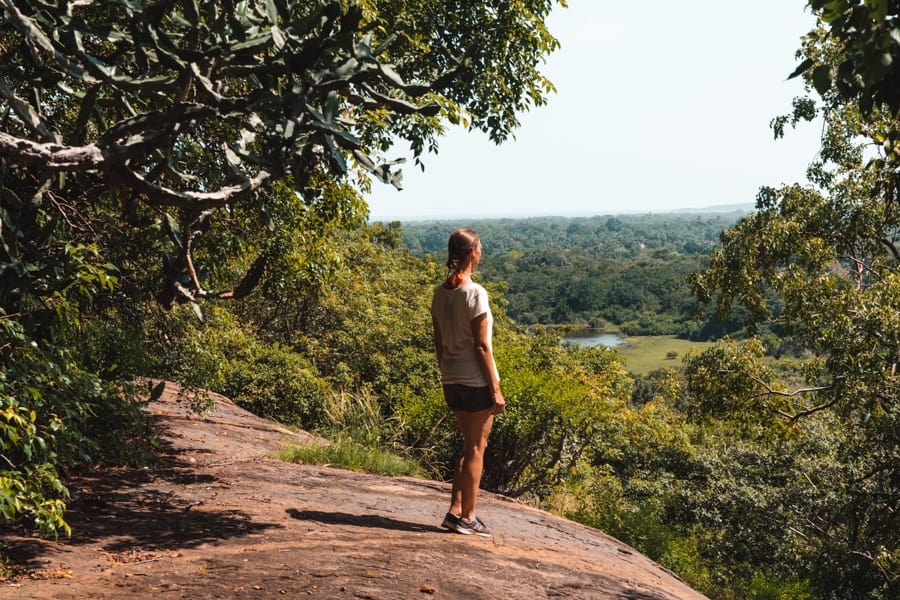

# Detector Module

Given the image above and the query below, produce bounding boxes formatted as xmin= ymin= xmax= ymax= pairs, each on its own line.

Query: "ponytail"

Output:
xmin=443 ymin=228 xmax=480 ymax=289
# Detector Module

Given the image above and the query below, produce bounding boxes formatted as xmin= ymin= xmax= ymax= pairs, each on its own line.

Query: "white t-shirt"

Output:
xmin=431 ymin=282 xmax=499 ymax=387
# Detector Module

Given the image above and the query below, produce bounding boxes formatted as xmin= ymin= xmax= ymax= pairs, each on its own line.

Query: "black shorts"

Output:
xmin=442 ymin=384 xmax=494 ymax=413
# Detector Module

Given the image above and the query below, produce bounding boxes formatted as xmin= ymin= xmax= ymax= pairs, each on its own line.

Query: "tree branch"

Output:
xmin=0 ymin=131 xmax=104 ymax=170
xmin=182 ymin=225 xmax=203 ymax=296
xmin=838 ymin=254 xmax=880 ymax=285
xmin=748 ymin=374 xmax=844 ymax=421
xmin=880 ymin=237 xmax=900 ymax=262
xmin=113 ymin=166 xmax=272 ymax=210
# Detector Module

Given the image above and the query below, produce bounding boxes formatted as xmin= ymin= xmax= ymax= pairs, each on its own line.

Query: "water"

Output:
xmin=562 ymin=330 xmax=625 ymax=348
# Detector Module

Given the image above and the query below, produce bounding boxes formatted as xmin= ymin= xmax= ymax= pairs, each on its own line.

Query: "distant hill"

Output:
xmin=371 ymin=203 xmax=756 ymax=223
xmin=666 ymin=202 xmax=755 ymax=214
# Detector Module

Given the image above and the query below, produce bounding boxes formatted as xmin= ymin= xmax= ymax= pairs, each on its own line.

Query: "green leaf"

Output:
xmin=812 ymin=64 xmax=834 ymax=94
xmin=869 ymin=0 xmax=888 ymax=22
xmin=224 ymin=145 xmax=242 ymax=168
xmin=230 ymin=33 xmax=273 ymax=53
xmin=190 ymin=301 xmax=205 ymax=322
xmin=788 ymin=57 xmax=815 ymax=80
xmin=271 ymin=25 xmax=286 ymax=50
xmin=283 ymin=118 xmax=296 ymax=139
xmin=310 ymin=119 xmax=360 ymax=148
xmin=164 ymin=213 xmax=183 ymax=249
xmin=232 ymin=255 xmax=267 ymax=298
xmin=323 ymin=134 xmax=347 ymax=173
xmin=891 ymin=28 xmax=900 ymax=46
xmin=117 ymin=0 xmax=145 ymax=12
xmin=324 ymin=91 xmax=340 ymax=121
xmin=149 ymin=380 xmax=166 ymax=402
xmin=183 ymin=0 xmax=200 ymax=26
xmin=265 ymin=0 xmax=279 ymax=25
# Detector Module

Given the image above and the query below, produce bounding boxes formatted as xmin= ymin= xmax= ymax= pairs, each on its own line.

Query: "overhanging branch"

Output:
xmin=112 ymin=167 xmax=273 ymax=210
xmin=0 ymin=131 xmax=104 ymax=170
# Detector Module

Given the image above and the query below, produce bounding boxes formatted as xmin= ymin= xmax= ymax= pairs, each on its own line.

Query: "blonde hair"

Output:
xmin=446 ymin=228 xmax=480 ymax=272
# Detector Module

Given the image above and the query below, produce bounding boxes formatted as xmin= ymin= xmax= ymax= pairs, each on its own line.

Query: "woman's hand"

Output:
xmin=491 ymin=390 xmax=506 ymax=415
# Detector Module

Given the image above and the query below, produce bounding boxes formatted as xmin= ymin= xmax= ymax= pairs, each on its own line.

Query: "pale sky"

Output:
xmin=366 ymin=0 xmax=823 ymax=221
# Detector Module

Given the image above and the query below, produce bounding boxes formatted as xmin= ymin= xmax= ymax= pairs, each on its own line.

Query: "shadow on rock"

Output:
xmin=286 ymin=508 xmax=443 ymax=534
xmin=3 ymin=466 xmax=282 ymax=569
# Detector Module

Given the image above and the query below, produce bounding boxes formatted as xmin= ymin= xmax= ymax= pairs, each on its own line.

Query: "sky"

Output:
xmin=365 ymin=0 xmax=823 ymax=221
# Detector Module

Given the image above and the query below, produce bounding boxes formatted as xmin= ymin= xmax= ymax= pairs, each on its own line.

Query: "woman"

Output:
xmin=431 ymin=228 xmax=506 ymax=537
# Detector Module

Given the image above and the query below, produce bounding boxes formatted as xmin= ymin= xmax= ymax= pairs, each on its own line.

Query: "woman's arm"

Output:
xmin=432 ymin=314 xmax=443 ymax=366
xmin=470 ymin=313 xmax=506 ymax=415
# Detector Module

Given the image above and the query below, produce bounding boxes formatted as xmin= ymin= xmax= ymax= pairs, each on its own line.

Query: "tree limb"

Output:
xmin=0 ymin=132 xmax=104 ymax=170
xmin=880 ymin=237 xmax=900 ymax=262
xmin=748 ymin=374 xmax=844 ymax=421
xmin=109 ymin=165 xmax=272 ymax=210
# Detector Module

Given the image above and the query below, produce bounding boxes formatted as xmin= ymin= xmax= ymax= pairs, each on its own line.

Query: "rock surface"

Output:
xmin=2 ymin=383 xmax=708 ymax=599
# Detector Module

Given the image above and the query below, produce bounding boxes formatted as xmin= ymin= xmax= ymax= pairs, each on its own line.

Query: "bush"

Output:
xmin=1 ymin=316 xmax=149 ymax=537
xmin=221 ymin=342 xmax=330 ymax=429
xmin=145 ymin=305 xmax=331 ymax=429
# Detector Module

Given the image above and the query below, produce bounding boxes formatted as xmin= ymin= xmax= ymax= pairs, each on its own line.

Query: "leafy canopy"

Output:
xmin=0 ymin=0 xmax=561 ymax=307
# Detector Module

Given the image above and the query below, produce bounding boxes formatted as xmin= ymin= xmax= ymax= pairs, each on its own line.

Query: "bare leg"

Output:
xmin=448 ymin=408 xmax=494 ymax=521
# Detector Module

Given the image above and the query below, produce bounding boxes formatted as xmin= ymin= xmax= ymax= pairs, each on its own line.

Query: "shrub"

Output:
xmin=1 ymin=316 xmax=149 ymax=536
xmin=145 ymin=305 xmax=331 ymax=429
xmin=221 ymin=342 xmax=330 ymax=429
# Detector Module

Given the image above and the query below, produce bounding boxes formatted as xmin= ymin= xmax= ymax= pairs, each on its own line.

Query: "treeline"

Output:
xmin=402 ymin=213 xmax=748 ymax=338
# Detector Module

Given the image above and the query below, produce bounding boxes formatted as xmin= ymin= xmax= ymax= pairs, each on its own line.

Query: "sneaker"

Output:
xmin=454 ymin=516 xmax=492 ymax=537
xmin=441 ymin=512 xmax=460 ymax=530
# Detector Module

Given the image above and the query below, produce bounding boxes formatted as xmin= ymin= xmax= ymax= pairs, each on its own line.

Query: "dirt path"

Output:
xmin=2 ymin=383 xmax=707 ymax=599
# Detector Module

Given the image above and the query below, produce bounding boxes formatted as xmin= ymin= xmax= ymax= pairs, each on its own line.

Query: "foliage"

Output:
xmin=0 ymin=0 xmax=563 ymax=540
xmin=0 ymin=314 xmax=151 ymax=537
xmin=401 ymin=212 xmax=746 ymax=336
xmin=8 ymin=2 xmax=900 ymax=599
xmin=687 ymin=19 xmax=900 ymax=596
xmin=797 ymin=1 xmax=900 ymax=118
xmin=276 ymin=436 xmax=421 ymax=477
xmin=240 ymin=221 xmax=444 ymax=410
xmin=221 ymin=341 xmax=331 ymax=428
xmin=0 ymin=182 xmax=151 ymax=536
xmin=396 ymin=323 xmax=638 ymax=499
xmin=0 ymin=0 xmax=561 ymax=306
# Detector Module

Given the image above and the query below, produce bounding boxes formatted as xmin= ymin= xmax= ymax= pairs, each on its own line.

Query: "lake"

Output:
xmin=562 ymin=330 xmax=625 ymax=348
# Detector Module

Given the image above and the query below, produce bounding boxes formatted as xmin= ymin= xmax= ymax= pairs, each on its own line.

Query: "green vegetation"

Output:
xmin=402 ymin=213 xmax=747 ymax=338
xmin=277 ymin=439 xmax=421 ymax=477
xmin=614 ymin=336 xmax=716 ymax=376
xmin=2 ymin=2 xmax=898 ymax=599
xmin=1 ymin=0 xmax=561 ymax=544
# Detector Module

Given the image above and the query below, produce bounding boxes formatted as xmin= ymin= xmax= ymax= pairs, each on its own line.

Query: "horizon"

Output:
xmin=369 ymin=201 xmax=756 ymax=223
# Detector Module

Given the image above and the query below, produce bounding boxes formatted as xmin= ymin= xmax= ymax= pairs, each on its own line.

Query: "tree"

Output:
xmin=689 ymin=15 xmax=900 ymax=597
xmin=0 ymin=0 xmax=560 ymax=308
